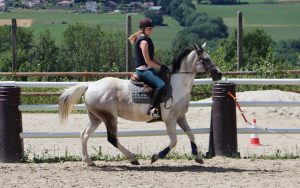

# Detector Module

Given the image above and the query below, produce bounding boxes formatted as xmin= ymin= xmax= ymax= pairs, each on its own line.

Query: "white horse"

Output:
xmin=58 ymin=43 xmax=222 ymax=166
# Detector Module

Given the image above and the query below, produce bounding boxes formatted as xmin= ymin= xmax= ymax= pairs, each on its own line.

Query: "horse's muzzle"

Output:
xmin=210 ymin=68 xmax=222 ymax=81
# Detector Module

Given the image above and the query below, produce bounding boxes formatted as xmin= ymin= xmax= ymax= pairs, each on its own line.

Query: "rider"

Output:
xmin=128 ymin=18 xmax=168 ymax=119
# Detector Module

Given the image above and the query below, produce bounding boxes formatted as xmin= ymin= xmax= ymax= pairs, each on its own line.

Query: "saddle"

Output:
xmin=129 ymin=70 xmax=172 ymax=104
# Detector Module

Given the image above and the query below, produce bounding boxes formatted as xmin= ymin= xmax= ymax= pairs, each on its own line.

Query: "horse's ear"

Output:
xmin=193 ymin=43 xmax=203 ymax=55
xmin=193 ymin=43 xmax=199 ymax=51
xmin=202 ymin=42 xmax=207 ymax=49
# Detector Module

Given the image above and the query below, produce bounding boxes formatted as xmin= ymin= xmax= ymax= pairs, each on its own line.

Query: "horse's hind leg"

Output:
xmin=81 ymin=111 xmax=101 ymax=166
xmin=177 ymin=115 xmax=204 ymax=164
xmin=101 ymin=114 xmax=139 ymax=165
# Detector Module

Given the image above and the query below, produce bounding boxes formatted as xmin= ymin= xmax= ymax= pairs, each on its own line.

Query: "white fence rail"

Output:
xmin=20 ymin=128 xmax=300 ymax=139
xmin=1 ymin=78 xmax=300 ymax=88
xmin=19 ymin=100 xmax=300 ymax=112
xmin=1 ymin=78 xmax=299 ymax=139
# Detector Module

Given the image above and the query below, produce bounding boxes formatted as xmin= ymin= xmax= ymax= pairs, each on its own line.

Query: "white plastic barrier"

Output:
xmin=19 ymin=100 xmax=300 ymax=111
xmin=20 ymin=128 xmax=300 ymax=139
xmin=1 ymin=78 xmax=300 ymax=88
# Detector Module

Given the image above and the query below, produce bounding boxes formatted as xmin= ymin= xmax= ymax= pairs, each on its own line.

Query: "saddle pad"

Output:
xmin=129 ymin=83 xmax=152 ymax=104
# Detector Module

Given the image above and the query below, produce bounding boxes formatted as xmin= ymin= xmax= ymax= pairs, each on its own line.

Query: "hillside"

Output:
xmin=196 ymin=3 xmax=300 ymax=41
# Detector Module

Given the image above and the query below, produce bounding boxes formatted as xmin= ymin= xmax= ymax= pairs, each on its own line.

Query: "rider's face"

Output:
xmin=144 ymin=27 xmax=154 ymax=36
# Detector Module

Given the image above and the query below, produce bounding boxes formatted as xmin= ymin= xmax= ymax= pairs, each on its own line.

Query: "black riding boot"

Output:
xmin=149 ymin=88 xmax=162 ymax=119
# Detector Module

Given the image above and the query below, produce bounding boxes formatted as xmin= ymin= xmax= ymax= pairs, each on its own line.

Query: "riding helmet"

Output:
xmin=139 ymin=18 xmax=154 ymax=28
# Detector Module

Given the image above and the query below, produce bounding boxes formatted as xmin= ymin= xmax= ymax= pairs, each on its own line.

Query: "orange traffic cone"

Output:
xmin=250 ymin=118 xmax=261 ymax=146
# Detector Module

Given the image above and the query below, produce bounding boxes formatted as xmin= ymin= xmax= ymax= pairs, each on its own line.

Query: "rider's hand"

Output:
xmin=160 ymin=65 xmax=169 ymax=73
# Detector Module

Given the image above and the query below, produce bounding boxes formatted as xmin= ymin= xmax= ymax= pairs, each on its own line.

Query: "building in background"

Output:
xmin=86 ymin=1 xmax=97 ymax=12
xmin=0 ymin=0 xmax=8 ymax=11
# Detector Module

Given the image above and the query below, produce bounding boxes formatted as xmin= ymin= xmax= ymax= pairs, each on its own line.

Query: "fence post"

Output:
xmin=11 ymin=18 xmax=17 ymax=71
xmin=237 ymin=11 xmax=243 ymax=70
xmin=126 ymin=14 xmax=133 ymax=72
xmin=207 ymin=83 xmax=239 ymax=158
xmin=0 ymin=86 xmax=23 ymax=162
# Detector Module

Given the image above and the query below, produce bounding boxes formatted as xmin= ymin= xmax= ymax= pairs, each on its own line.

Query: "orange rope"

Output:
xmin=227 ymin=91 xmax=250 ymax=124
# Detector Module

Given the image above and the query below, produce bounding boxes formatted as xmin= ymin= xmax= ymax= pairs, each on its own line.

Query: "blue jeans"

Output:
xmin=136 ymin=68 xmax=165 ymax=106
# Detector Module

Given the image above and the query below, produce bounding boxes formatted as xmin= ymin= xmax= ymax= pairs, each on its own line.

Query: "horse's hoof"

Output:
xmin=195 ymin=156 xmax=204 ymax=164
xmin=151 ymin=154 xmax=160 ymax=164
xmin=86 ymin=162 xmax=96 ymax=167
xmin=83 ymin=158 xmax=96 ymax=166
xmin=131 ymin=160 xmax=140 ymax=165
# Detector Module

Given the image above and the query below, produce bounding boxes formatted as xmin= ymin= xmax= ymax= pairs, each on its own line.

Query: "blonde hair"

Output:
xmin=128 ymin=30 xmax=143 ymax=44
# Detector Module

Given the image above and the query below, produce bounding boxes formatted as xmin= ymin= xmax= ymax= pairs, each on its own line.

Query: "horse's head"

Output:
xmin=192 ymin=43 xmax=222 ymax=81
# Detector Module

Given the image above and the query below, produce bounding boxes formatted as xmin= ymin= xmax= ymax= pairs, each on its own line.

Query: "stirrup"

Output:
xmin=148 ymin=107 xmax=160 ymax=119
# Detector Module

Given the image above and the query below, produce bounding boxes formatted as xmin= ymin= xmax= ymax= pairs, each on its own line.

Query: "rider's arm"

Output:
xmin=140 ymin=40 xmax=161 ymax=69
xmin=153 ymin=57 xmax=162 ymax=66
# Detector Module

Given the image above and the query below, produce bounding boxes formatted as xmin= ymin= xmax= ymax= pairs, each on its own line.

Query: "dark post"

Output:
xmin=12 ymin=19 xmax=17 ymax=71
xmin=126 ymin=15 xmax=133 ymax=72
xmin=0 ymin=86 xmax=23 ymax=162
xmin=237 ymin=11 xmax=243 ymax=70
xmin=207 ymin=83 xmax=239 ymax=158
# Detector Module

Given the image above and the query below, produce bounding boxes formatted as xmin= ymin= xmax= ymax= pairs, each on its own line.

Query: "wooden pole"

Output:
xmin=126 ymin=15 xmax=133 ymax=72
xmin=237 ymin=11 xmax=243 ymax=70
xmin=11 ymin=18 xmax=17 ymax=71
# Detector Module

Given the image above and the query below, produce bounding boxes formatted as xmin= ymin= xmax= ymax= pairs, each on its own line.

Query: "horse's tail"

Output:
xmin=58 ymin=83 xmax=89 ymax=124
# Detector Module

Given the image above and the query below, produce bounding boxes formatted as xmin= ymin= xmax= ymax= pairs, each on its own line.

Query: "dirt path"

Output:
xmin=0 ymin=158 xmax=299 ymax=188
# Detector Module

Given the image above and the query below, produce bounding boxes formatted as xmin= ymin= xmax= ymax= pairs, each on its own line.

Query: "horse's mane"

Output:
xmin=171 ymin=48 xmax=193 ymax=73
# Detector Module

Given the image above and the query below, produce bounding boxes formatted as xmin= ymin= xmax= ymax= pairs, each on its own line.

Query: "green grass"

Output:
xmin=0 ymin=9 xmax=182 ymax=49
xmin=246 ymin=149 xmax=300 ymax=160
xmin=23 ymin=148 xmax=299 ymax=163
xmin=196 ymin=3 xmax=300 ymax=41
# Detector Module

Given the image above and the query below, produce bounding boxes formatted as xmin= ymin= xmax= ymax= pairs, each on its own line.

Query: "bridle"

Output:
xmin=171 ymin=43 xmax=216 ymax=75
xmin=193 ymin=43 xmax=217 ymax=74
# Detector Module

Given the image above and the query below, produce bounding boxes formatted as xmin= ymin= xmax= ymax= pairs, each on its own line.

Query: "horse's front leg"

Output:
xmin=151 ymin=119 xmax=177 ymax=164
xmin=177 ymin=115 xmax=204 ymax=164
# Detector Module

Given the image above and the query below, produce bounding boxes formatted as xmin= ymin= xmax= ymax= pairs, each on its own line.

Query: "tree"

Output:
xmin=31 ymin=30 xmax=59 ymax=72
xmin=0 ymin=26 xmax=11 ymax=53
xmin=168 ymin=0 xmax=195 ymax=26
xmin=61 ymin=23 xmax=104 ymax=72
xmin=184 ymin=12 xmax=208 ymax=27
xmin=218 ymin=29 xmax=275 ymax=70
xmin=100 ymin=30 xmax=126 ymax=71
xmin=0 ymin=52 xmax=12 ymax=72
xmin=144 ymin=10 xmax=164 ymax=26
xmin=0 ymin=26 xmax=33 ymax=72
xmin=157 ymin=0 xmax=172 ymax=14
xmin=210 ymin=0 xmax=238 ymax=4
xmin=60 ymin=23 xmax=126 ymax=72
xmin=172 ymin=18 xmax=228 ymax=55
xmin=274 ymin=38 xmax=300 ymax=67
xmin=244 ymin=29 xmax=273 ymax=59
xmin=171 ymin=34 xmax=190 ymax=56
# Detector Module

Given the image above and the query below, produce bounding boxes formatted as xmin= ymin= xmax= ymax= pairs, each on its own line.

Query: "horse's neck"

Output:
xmin=169 ymin=51 xmax=196 ymax=99
xmin=170 ymin=73 xmax=195 ymax=97
xmin=170 ymin=54 xmax=195 ymax=94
